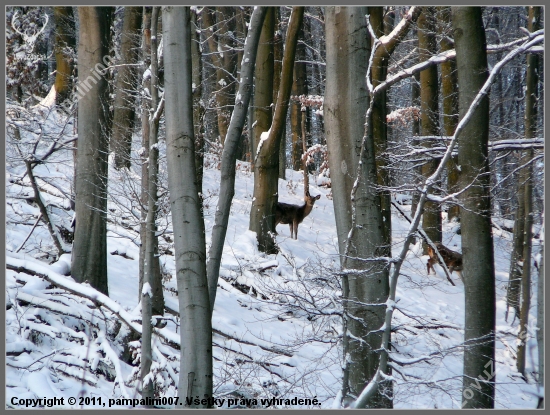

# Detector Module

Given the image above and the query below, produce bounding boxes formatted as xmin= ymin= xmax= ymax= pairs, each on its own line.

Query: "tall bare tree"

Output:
xmin=111 ymin=6 xmax=142 ymax=169
xmin=516 ymin=5 xmax=541 ymax=377
xmin=438 ymin=6 xmax=460 ymax=222
xmin=418 ymin=7 xmax=441 ymax=250
xmin=452 ymin=6 xmax=495 ymax=409
xmin=163 ymin=6 xmax=212 ymax=406
xmin=325 ymin=6 xmax=396 ymax=408
xmin=141 ymin=6 xmax=164 ymax=402
xmin=290 ymin=24 xmax=307 ymax=171
xmin=71 ymin=6 xmax=113 ymax=295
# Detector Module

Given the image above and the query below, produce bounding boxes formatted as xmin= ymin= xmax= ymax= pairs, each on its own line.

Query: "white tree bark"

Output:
xmin=162 ymin=6 xmax=212 ymax=407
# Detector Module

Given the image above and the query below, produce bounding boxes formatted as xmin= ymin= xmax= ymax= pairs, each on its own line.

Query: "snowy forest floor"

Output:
xmin=5 ymin=107 xmax=542 ymax=409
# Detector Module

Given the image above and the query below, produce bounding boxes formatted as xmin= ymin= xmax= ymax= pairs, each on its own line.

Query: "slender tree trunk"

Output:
xmin=111 ymin=6 xmax=142 ymax=169
xmin=72 ymin=7 xmax=113 ymax=295
xmin=452 ymin=7 xmax=495 ymax=409
xmin=290 ymin=26 xmax=307 ymax=171
xmin=191 ymin=9 xmax=205 ymax=195
xmin=206 ymin=7 xmax=267 ymax=312
xmin=53 ymin=7 xmax=75 ymax=106
xmin=419 ymin=7 xmax=441 ymax=251
xmin=249 ymin=7 xmax=304 ymax=254
xmin=139 ymin=7 xmax=163 ymax=311
xmin=537 ymin=215 xmax=544 ymax=406
xmin=517 ymin=5 xmax=541 ymax=377
xmin=162 ymin=7 xmax=212 ymax=406
xmin=141 ymin=8 xmax=160 ymax=401
xmin=506 ymin=186 xmax=525 ymax=321
xmin=438 ymin=6 xmax=460 ymax=222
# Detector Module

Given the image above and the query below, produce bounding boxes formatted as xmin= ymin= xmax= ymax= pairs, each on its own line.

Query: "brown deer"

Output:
xmin=427 ymin=242 xmax=463 ymax=281
xmin=275 ymin=191 xmax=321 ymax=240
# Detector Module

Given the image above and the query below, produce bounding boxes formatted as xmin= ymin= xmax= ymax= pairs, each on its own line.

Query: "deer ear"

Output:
xmin=315 ymin=194 xmax=320 ymax=200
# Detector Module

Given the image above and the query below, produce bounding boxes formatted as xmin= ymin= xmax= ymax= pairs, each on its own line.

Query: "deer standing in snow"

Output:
xmin=427 ymin=242 xmax=463 ymax=282
xmin=275 ymin=191 xmax=320 ymax=240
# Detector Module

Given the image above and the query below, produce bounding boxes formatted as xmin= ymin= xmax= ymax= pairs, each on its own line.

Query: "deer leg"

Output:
xmin=288 ymin=223 xmax=293 ymax=239
xmin=294 ymin=221 xmax=298 ymax=240
xmin=427 ymin=259 xmax=435 ymax=275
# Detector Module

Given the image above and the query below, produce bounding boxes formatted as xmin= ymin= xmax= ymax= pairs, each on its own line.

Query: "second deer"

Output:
xmin=427 ymin=242 xmax=463 ymax=282
xmin=275 ymin=191 xmax=320 ymax=240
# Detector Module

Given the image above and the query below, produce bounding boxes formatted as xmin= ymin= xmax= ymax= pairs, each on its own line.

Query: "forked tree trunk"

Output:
xmin=249 ymin=7 xmax=304 ymax=254
xmin=452 ymin=7 xmax=495 ymax=409
xmin=71 ymin=7 xmax=113 ymax=295
xmin=162 ymin=7 xmax=212 ymax=406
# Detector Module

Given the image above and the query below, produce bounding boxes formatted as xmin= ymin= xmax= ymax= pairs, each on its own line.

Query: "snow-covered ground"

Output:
xmin=6 ymin=106 xmax=542 ymax=408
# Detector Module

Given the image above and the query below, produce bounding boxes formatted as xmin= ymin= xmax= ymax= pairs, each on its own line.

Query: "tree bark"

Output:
xmin=252 ymin=7 xmax=274 ymax=167
xmin=290 ymin=25 xmax=307 ymax=171
xmin=452 ymin=7 xmax=495 ymax=409
xmin=249 ymin=7 xmax=304 ymax=254
xmin=191 ymin=8 xmax=205 ymax=195
xmin=438 ymin=6 xmax=460 ymax=222
xmin=325 ymin=6 xmax=391 ymax=408
xmin=71 ymin=7 xmax=113 ymax=295
xmin=419 ymin=7 xmax=441 ymax=251
xmin=137 ymin=7 xmax=163 ymax=315
xmin=162 ymin=7 xmax=212 ymax=406
xmin=141 ymin=7 xmax=163 ymax=402
xmin=324 ymin=7 xmax=369 ymax=257
xmin=53 ymin=7 xmax=75 ymax=106
xmin=111 ymin=6 xmax=142 ymax=169
xmin=537 ymin=216 xmax=544 ymax=405
xmin=516 ymin=5 xmax=541 ymax=377
xmin=206 ymin=7 xmax=267 ymax=312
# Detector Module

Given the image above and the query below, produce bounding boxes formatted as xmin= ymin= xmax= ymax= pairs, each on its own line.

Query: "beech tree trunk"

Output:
xmin=71 ymin=7 xmax=113 ymax=295
xmin=252 ymin=7 xmax=274 ymax=166
xmin=111 ymin=6 xmax=142 ymax=169
xmin=141 ymin=7 xmax=163 ymax=402
xmin=419 ymin=7 xmax=441 ymax=251
xmin=452 ymin=7 xmax=495 ymax=409
xmin=290 ymin=25 xmax=307 ymax=171
xmin=162 ymin=6 xmax=212 ymax=406
xmin=191 ymin=8 xmax=205 ymax=195
xmin=438 ymin=6 xmax=460 ymax=222
xmin=325 ymin=7 xmax=390 ymax=408
xmin=516 ymin=5 xmax=540 ymax=377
